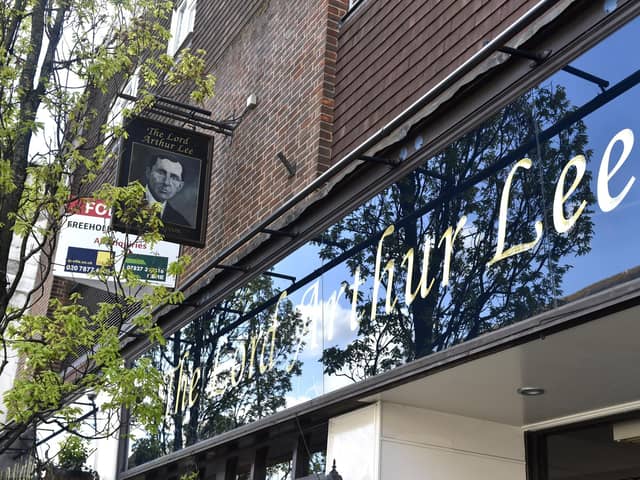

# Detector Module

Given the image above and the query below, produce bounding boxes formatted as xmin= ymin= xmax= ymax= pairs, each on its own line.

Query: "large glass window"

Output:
xmin=126 ymin=15 xmax=640 ymax=468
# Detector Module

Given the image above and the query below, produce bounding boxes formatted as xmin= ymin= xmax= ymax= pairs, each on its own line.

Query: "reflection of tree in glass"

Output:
xmin=308 ymin=451 xmax=327 ymax=475
xmin=129 ymin=435 xmax=163 ymax=467
xmin=319 ymin=85 xmax=594 ymax=381
xmin=128 ymin=276 xmax=305 ymax=465
xmin=266 ymin=460 xmax=292 ymax=480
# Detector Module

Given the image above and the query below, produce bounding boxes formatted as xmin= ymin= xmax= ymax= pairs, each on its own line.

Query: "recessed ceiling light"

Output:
xmin=517 ymin=386 xmax=545 ymax=396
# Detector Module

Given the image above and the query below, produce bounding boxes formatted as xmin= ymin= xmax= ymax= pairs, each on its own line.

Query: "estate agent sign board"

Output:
xmin=53 ymin=198 xmax=180 ymax=288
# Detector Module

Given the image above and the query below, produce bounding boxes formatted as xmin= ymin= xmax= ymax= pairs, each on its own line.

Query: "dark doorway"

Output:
xmin=527 ymin=414 xmax=640 ymax=480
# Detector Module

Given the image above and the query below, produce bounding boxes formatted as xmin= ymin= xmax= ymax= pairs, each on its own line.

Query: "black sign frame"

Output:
xmin=112 ymin=116 xmax=213 ymax=247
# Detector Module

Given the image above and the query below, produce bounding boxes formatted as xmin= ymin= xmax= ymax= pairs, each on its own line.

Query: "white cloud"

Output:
xmin=295 ymin=291 xmax=357 ymax=358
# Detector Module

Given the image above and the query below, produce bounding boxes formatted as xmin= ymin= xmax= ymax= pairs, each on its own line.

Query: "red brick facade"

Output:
xmin=178 ymin=0 xmax=347 ymax=282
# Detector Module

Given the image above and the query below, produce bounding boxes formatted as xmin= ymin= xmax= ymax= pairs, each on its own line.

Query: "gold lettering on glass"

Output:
xmin=165 ymin=352 xmax=193 ymax=414
xmin=229 ymin=342 xmax=247 ymax=387
xmin=259 ymin=291 xmax=285 ymax=374
xmin=553 ymin=155 xmax=587 ymax=233
xmin=325 ymin=282 xmax=347 ymax=341
xmin=188 ymin=367 xmax=201 ymax=407
xmin=371 ymin=225 xmax=397 ymax=320
xmin=299 ymin=281 xmax=320 ymax=349
xmin=598 ymin=128 xmax=635 ymax=212
xmin=401 ymin=235 xmax=435 ymax=305
xmin=438 ymin=217 xmax=467 ymax=286
xmin=246 ymin=333 xmax=261 ymax=380
xmin=208 ymin=340 xmax=229 ymax=396
xmin=175 ymin=353 xmax=187 ymax=414
xmin=349 ymin=266 xmax=364 ymax=331
xmin=488 ymin=158 xmax=543 ymax=267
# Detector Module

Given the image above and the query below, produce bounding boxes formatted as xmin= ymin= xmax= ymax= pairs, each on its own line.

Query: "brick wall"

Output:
xmin=55 ymin=0 xmax=347 ymax=290
xmin=178 ymin=0 xmax=347 ymax=282
xmin=332 ymin=0 xmax=539 ymax=162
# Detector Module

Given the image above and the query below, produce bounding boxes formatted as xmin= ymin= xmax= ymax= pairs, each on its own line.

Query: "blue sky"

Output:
xmin=552 ymin=16 xmax=640 ymax=295
xmin=270 ymin=15 xmax=640 ymax=401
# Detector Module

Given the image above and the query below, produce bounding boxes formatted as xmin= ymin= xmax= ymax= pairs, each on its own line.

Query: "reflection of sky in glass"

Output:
xmin=549 ymin=17 xmax=640 ymax=296
xmin=263 ymin=14 xmax=640 ymax=399
xmin=128 ymin=17 xmax=640 ymax=468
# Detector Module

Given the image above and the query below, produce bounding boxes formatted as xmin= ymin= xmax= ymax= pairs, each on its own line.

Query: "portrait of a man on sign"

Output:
xmin=145 ymin=155 xmax=190 ymax=226
xmin=113 ymin=116 xmax=212 ymax=247
xmin=127 ymin=144 xmax=200 ymax=228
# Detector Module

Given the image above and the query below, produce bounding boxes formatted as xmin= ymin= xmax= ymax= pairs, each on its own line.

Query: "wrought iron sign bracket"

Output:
xmin=261 ymin=227 xmax=297 ymax=238
xmin=359 ymin=155 xmax=400 ymax=167
xmin=212 ymin=306 xmax=245 ymax=316
xmin=497 ymin=46 xmax=609 ymax=92
xmin=212 ymin=263 xmax=249 ymax=273
xmin=263 ymin=271 xmax=296 ymax=283
xmin=119 ymin=94 xmax=237 ymax=136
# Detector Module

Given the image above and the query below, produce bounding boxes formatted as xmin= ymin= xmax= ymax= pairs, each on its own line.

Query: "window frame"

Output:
xmin=106 ymin=69 xmax=139 ymax=151
xmin=348 ymin=0 xmax=364 ymax=12
xmin=117 ymin=3 xmax=640 ymax=478
xmin=167 ymin=0 xmax=197 ymax=57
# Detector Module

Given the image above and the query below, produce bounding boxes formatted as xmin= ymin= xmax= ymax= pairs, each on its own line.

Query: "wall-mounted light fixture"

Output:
xmin=245 ymin=93 xmax=257 ymax=111
xmin=517 ymin=386 xmax=545 ymax=396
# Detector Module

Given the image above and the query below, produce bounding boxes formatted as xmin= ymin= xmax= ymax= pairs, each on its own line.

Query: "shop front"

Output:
xmin=119 ymin=3 xmax=640 ymax=479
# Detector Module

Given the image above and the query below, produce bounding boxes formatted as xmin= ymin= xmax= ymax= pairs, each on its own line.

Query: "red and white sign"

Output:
xmin=67 ymin=198 xmax=112 ymax=218
xmin=54 ymin=198 xmax=180 ymax=289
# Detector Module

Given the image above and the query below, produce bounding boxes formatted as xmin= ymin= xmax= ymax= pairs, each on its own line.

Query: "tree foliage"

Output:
xmin=56 ymin=436 xmax=88 ymax=471
xmin=318 ymin=84 xmax=595 ymax=381
xmin=129 ymin=275 xmax=305 ymax=466
xmin=0 ymin=0 xmax=214 ymax=463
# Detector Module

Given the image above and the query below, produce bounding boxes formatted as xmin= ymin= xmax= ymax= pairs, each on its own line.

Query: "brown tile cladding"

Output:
xmin=332 ymin=0 xmax=538 ymax=163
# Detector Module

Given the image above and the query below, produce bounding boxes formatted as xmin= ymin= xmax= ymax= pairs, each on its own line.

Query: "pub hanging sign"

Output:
xmin=112 ymin=116 xmax=213 ymax=247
